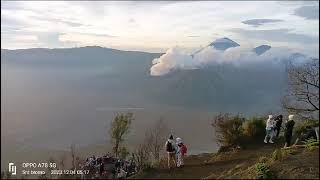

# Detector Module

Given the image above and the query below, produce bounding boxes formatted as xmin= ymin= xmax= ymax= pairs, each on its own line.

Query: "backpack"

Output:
xmin=181 ymin=144 xmax=187 ymax=155
xmin=166 ymin=141 xmax=174 ymax=152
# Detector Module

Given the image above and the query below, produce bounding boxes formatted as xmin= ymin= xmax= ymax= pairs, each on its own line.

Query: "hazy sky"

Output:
xmin=1 ymin=1 xmax=319 ymax=53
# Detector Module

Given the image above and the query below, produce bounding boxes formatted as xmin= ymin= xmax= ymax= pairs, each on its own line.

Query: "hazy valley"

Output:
xmin=0 ymin=43 xmax=298 ymax=170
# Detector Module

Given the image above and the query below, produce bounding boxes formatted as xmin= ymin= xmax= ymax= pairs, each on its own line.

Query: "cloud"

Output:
xmin=1 ymin=34 xmax=43 ymax=49
xmin=231 ymin=28 xmax=318 ymax=44
xmin=31 ymin=16 xmax=84 ymax=27
xmin=128 ymin=18 xmax=136 ymax=23
xmin=9 ymin=35 xmax=38 ymax=42
xmin=127 ymin=18 xmax=139 ymax=28
xmin=242 ymin=19 xmax=283 ymax=27
xmin=1 ymin=1 xmax=318 ymax=51
xmin=150 ymin=42 xmax=313 ymax=76
xmin=294 ymin=5 xmax=319 ymax=20
xmin=36 ymin=32 xmax=66 ymax=48
xmin=58 ymin=33 xmax=117 ymax=46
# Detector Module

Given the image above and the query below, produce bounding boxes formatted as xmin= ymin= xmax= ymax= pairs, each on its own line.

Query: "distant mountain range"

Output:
xmin=253 ymin=45 xmax=272 ymax=55
xmin=191 ymin=37 xmax=271 ymax=58
xmin=209 ymin=37 xmax=240 ymax=51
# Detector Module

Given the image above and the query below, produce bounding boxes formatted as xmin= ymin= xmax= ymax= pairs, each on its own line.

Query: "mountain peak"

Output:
xmin=253 ymin=45 xmax=271 ymax=55
xmin=209 ymin=37 xmax=240 ymax=51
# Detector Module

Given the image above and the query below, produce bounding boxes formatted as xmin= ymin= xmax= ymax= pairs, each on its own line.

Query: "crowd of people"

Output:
xmin=165 ymin=135 xmax=188 ymax=169
xmin=263 ymin=114 xmax=319 ymax=148
xmin=80 ymin=154 xmax=137 ymax=179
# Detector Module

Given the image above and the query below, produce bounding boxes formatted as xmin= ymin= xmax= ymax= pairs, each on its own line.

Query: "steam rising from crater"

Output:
xmin=150 ymin=38 xmax=313 ymax=76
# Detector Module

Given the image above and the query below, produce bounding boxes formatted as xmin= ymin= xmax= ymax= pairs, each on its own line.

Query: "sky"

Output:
xmin=1 ymin=1 xmax=319 ymax=53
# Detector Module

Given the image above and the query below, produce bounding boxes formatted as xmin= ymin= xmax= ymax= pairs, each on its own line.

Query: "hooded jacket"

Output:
xmin=266 ymin=115 xmax=274 ymax=130
xmin=285 ymin=115 xmax=295 ymax=137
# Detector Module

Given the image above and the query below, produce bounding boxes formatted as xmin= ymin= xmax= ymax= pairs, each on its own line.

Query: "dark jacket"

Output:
xmin=275 ymin=116 xmax=283 ymax=128
xmin=284 ymin=120 xmax=295 ymax=137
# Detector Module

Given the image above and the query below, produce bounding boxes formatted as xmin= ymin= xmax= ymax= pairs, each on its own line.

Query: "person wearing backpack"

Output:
xmin=176 ymin=137 xmax=187 ymax=168
xmin=165 ymin=135 xmax=176 ymax=169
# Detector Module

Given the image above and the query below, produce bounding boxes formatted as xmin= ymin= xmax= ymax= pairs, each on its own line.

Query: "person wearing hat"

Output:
xmin=284 ymin=114 xmax=295 ymax=148
xmin=165 ymin=135 xmax=176 ymax=169
xmin=264 ymin=115 xmax=275 ymax=144
xmin=175 ymin=137 xmax=187 ymax=168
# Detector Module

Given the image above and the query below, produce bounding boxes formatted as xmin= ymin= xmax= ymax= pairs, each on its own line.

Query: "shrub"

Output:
xmin=258 ymin=156 xmax=268 ymax=163
xmin=212 ymin=113 xmax=245 ymax=147
xmin=271 ymin=148 xmax=297 ymax=162
xmin=303 ymin=138 xmax=319 ymax=151
xmin=255 ymin=162 xmax=275 ymax=179
xmin=281 ymin=148 xmax=298 ymax=157
xmin=133 ymin=142 xmax=152 ymax=171
xmin=152 ymin=157 xmax=167 ymax=169
xmin=294 ymin=119 xmax=319 ymax=136
xmin=119 ymin=146 xmax=130 ymax=159
xmin=243 ymin=116 xmax=266 ymax=138
xmin=307 ymin=146 xmax=319 ymax=151
xmin=272 ymin=149 xmax=282 ymax=161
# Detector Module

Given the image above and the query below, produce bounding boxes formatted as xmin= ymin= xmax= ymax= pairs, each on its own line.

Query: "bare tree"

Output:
xmin=2 ymin=169 xmax=11 ymax=179
xmin=57 ymin=155 xmax=68 ymax=179
xmin=70 ymin=144 xmax=76 ymax=170
xmin=133 ymin=132 xmax=153 ymax=171
xmin=133 ymin=142 xmax=151 ymax=171
xmin=1 ymin=171 xmax=5 ymax=179
xmin=144 ymin=117 xmax=169 ymax=162
xmin=109 ymin=112 xmax=134 ymax=157
xmin=282 ymin=58 xmax=319 ymax=119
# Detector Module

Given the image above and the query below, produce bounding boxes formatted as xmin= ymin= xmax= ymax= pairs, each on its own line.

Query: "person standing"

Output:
xmin=274 ymin=115 xmax=283 ymax=138
xmin=175 ymin=137 xmax=187 ymax=168
xmin=264 ymin=115 xmax=275 ymax=144
xmin=165 ymin=135 xmax=176 ymax=169
xmin=284 ymin=114 xmax=295 ymax=148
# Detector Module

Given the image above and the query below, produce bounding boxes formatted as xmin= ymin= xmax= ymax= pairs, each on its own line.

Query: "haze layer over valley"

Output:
xmin=2 ymin=36 xmax=317 ymax=170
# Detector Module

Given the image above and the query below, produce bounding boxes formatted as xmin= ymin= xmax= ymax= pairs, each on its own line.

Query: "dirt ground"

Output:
xmin=269 ymin=149 xmax=319 ymax=179
xmin=131 ymin=138 xmax=319 ymax=179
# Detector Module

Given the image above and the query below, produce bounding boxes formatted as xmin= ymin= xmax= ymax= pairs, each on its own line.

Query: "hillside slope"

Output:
xmin=131 ymin=140 xmax=319 ymax=179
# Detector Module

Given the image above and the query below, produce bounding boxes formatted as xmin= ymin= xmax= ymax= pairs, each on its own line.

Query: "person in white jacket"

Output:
xmin=264 ymin=115 xmax=275 ymax=144
xmin=175 ymin=137 xmax=184 ymax=168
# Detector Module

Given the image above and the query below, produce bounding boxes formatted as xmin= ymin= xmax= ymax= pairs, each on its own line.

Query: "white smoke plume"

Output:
xmin=150 ymin=44 xmax=314 ymax=76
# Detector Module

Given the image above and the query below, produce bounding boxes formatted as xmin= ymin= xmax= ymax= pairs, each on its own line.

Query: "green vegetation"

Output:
xmin=271 ymin=148 xmax=299 ymax=162
xmin=272 ymin=149 xmax=282 ymax=161
xmin=303 ymin=138 xmax=319 ymax=151
xmin=119 ymin=146 xmax=130 ymax=159
xmin=255 ymin=162 xmax=275 ymax=179
xmin=295 ymin=119 xmax=319 ymax=136
xmin=258 ymin=156 xmax=268 ymax=163
xmin=282 ymin=148 xmax=298 ymax=156
xmin=212 ymin=113 xmax=267 ymax=150
xmin=211 ymin=113 xmax=245 ymax=147
xmin=109 ymin=112 xmax=134 ymax=157
xmin=131 ymin=110 xmax=319 ymax=179
xmin=243 ymin=116 xmax=266 ymax=139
